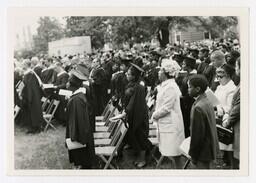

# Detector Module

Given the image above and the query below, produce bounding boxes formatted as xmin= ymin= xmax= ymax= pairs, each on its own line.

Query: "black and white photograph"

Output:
xmin=7 ymin=7 xmax=249 ymax=176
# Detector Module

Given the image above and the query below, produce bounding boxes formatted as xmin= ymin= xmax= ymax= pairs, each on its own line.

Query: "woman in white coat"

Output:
xmin=151 ymin=58 xmax=185 ymax=168
xmin=215 ymin=64 xmax=236 ymax=168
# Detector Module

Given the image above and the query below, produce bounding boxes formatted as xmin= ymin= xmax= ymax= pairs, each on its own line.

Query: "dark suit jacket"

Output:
xmin=189 ymin=93 xmax=219 ymax=163
xmin=197 ymin=62 xmax=216 ymax=90
xmin=227 ymin=85 xmax=240 ymax=159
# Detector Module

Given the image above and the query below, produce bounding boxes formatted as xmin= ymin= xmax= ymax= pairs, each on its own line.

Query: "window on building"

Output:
xmin=176 ymin=35 xmax=181 ymax=42
xmin=204 ymin=32 xmax=210 ymax=39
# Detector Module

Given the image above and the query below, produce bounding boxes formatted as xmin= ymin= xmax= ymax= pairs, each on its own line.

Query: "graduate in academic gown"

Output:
xmin=20 ymin=63 xmax=44 ymax=133
xmin=65 ymin=68 xmax=95 ymax=169
xmin=89 ymin=58 xmax=106 ymax=115
xmin=52 ymin=62 xmax=69 ymax=125
xmin=124 ymin=63 xmax=152 ymax=168
xmin=41 ymin=58 xmax=57 ymax=84
xmin=111 ymin=56 xmax=130 ymax=110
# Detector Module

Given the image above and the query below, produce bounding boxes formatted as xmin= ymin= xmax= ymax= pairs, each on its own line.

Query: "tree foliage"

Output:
xmin=65 ymin=16 xmax=198 ymax=49
xmin=33 ymin=17 xmax=64 ymax=54
xmin=193 ymin=16 xmax=239 ymax=39
xmin=27 ymin=16 xmax=239 ymax=55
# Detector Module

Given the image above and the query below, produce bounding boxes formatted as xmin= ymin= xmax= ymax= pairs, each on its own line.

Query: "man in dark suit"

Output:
xmin=223 ymin=57 xmax=240 ymax=169
xmin=188 ymin=74 xmax=219 ymax=169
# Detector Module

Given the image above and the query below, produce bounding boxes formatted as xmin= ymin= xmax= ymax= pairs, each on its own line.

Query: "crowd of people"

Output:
xmin=14 ymin=38 xmax=241 ymax=169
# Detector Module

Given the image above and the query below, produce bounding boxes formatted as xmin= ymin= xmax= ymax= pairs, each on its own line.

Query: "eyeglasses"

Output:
xmin=216 ymin=75 xmax=225 ymax=79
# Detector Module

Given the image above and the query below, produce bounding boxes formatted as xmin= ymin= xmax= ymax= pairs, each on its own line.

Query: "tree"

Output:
xmin=65 ymin=16 xmax=108 ymax=49
xmin=64 ymin=16 xmax=238 ymax=49
xmin=33 ymin=17 xmax=64 ymax=54
xmin=193 ymin=16 xmax=238 ymax=39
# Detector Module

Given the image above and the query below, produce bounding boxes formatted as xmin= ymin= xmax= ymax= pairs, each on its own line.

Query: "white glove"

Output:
xmin=222 ymin=114 xmax=229 ymax=128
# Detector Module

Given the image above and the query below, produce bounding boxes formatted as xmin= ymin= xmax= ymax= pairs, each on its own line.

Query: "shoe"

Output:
xmin=134 ymin=161 xmax=147 ymax=168
xmin=124 ymin=144 xmax=132 ymax=150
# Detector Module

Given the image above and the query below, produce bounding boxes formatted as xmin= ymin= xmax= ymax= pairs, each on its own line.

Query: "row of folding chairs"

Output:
xmin=92 ymin=99 xmax=159 ymax=169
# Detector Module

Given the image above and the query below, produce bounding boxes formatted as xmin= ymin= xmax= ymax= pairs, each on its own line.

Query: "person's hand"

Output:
xmin=216 ymin=105 xmax=224 ymax=117
xmin=222 ymin=120 xmax=229 ymax=128
xmin=65 ymin=95 xmax=70 ymax=100
xmin=222 ymin=113 xmax=229 ymax=128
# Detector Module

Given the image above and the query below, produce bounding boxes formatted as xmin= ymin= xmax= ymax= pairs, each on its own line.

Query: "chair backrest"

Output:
xmin=41 ymin=97 xmax=50 ymax=112
xmin=101 ymin=100 xmax=112 ymax=117
xmin=46 ymin=100 xmax=60 ymax=115
xmin=111 ymin=121 xmax=128 ymax=156
xmin=104 ymin=107 xmax=117 ymax=126
xmin=110 ymin=120 xmax=128 ymax=146
xmin=102 ymin=103 xmax=116 ymax=122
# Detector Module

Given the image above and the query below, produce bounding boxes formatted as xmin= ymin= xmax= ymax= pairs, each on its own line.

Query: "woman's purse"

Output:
xmin=216 ymin=124 xmax=234 ymax=145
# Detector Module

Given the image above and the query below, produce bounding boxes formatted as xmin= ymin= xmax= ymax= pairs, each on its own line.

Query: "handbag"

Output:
xmin=216 ymin=124 xmax=234 ymax=145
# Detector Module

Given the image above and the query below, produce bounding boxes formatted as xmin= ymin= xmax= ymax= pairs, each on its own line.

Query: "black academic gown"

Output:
xmin=124 ymin=81 xmax=152 ymax=152
xmin=90 ymin=66 xmax=106 ymax=115
xmin=177 ymin=71 xmax=196 ymax=138
xmin=14 ymin=71 xmax=22 ymax=107
xmin=33 ymin=65 xmax=43 ymax=80
xmin=65 ymin=91 xmax=95 ymax=168
xmin=115 ymin=71 xmax=128 ymax=109
xmin=41 ymin=67 xmax=57 ymax=84
xmin=102 ymin=60 xmax=114 ymax=103
xmin=53 ymin=72 xmax=69 ymax=124
xmin=20 ymin=71 xmax=44 ymax=130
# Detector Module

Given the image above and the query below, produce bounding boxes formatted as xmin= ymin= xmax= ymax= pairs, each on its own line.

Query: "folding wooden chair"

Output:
xmin=181 ymin=153 xmax=191 ymax=169
xmin=179 ymin=137 xmax=192 ymax=169
xmin=150 ymin=139 xmax=177 ymax=169
xmin=95 ymin=120 xmax=128 ymax=169
xmin=94 ymin=119 xmax=122 ymax=146
xmin=14 ymin=105 xmax=21 ymax=119
xmin=96 ymin=103 xmax=116 ymax=126
xmin=94 ymin=117 xmax=120 ymax=139
xmin=41 ymin=97 xmax=51 ymax=114
xmin=95 ymin=106 xmax=117 ymax=131
xmin=95 ymin=100 xmax=112 ymax=122
xmin=43 ymin=99 xmax=60 ymax=132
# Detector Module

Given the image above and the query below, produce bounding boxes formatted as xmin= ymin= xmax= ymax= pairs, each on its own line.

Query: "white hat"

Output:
xmin=161 ymin=58 xmax=181 ymax=77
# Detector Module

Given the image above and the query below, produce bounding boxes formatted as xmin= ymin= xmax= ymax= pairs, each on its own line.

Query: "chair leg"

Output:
xmin=183 ymin=159 xmax=191 ymax=169
xmin=44 ymin=118 xmax=56 ymax=132
xmin=156 ymin=155 xmax=164 ymax=168
xmin=99 ymin=155 xmax=115 ymax=169
xmin=167 ymin=156 xmax=176 ymax=169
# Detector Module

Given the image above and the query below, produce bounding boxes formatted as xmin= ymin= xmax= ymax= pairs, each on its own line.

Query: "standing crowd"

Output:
xmin=14 ymin=38 xmax=241 ymax=169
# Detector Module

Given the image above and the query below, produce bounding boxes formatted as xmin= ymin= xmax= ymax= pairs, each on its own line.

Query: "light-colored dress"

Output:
xmin=215 ymin=80 xmax=236 ymax=151
xmin=152 ymin=79 xmax=185 ymax=156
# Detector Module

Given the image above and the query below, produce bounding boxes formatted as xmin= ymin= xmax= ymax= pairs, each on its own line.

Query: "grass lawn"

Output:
xmin=14 ymin=123 xmax=227 ymax=170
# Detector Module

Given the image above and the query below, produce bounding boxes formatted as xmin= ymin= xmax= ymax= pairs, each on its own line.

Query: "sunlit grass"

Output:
xmin=14 ymin=123 xmax=226 ymax=170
